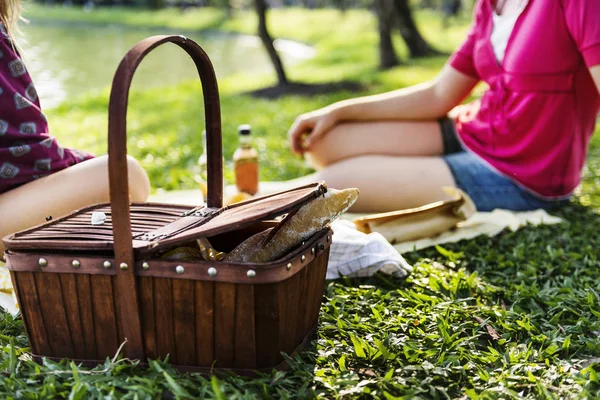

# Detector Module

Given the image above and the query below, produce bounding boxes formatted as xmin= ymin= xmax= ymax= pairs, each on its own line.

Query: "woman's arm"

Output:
xmin=288 ymin=65 xmax=479 ymax=154
xmin=591 ymin=65 xmax=600 ymax=95
xmin=332 ymin=65 xmax=478 ymax=122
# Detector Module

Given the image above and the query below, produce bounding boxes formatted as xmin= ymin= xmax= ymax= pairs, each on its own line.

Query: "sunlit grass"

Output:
xmin=2 ymin=5 xmax=598 ymax=399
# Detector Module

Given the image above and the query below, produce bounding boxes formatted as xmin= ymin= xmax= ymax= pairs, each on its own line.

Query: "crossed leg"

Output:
xmin=305 ymin=120 xmax=445 ymax=168
xmin=0 ymin=155 xmax=150 ymax=256
xmin=294 ymin=121 xmax=456 ymax=213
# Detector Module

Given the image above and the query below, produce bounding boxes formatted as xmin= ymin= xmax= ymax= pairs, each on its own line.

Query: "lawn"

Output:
xmin=0 ymin=5 xmax=598 ymax=399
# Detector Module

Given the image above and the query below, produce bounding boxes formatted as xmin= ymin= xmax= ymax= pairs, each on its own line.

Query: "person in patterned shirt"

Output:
xmin=0 ymin=2 xmax=150 ymax=255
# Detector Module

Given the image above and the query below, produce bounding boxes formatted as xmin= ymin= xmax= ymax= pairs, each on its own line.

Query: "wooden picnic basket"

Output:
xmin=2 ymin=35 xmax=331 ymax=374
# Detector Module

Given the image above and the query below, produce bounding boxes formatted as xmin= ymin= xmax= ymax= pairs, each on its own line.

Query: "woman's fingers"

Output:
xmin=288 ymin=109 xmax=336 ymax=154
xmin=287 ymin=120 xmax=303 ymax=154
xmin=288 ymin=116 xmax=314 ymax=154
xmin=303 ymin=119 xmax=329 ymax=149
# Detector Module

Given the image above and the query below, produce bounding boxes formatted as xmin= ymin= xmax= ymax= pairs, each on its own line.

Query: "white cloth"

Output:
xmin=327 ymin=220 xmax=412 ymax=279
xmin=491 ymin=0 xmax=528 ymax=62
xmin=0 ymin=263 xmax=18 ymax=316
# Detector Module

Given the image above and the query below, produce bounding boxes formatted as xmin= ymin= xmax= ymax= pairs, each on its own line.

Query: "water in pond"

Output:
xmin=18 ymin=23 xmax=314 ymax=108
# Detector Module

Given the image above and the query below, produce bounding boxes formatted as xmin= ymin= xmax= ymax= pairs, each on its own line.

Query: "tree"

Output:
xmin=393 ymin=0 xmax=440 ymax=57
xmin=331 ymin=0 xmax=348 ymax=12
xmin=254 ymin=0 xmax=288 ymax=86
xmin=374 ymin=0 xmax=399 ymax=69
xmin=148 ymin=0 xmax=165 ymax=8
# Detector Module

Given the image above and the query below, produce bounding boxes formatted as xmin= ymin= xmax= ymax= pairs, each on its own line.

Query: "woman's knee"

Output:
xmin=126 ymin=156 xmax=150 ymax=202
xmin=304 ymin=123 xmax=349 ymax=169
xmin=93 ymin=155 xmax=149 ymax=201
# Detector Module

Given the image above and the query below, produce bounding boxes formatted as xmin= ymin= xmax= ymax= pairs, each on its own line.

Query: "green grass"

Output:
xmin=1 ymin=5 xmax=598 ymax=399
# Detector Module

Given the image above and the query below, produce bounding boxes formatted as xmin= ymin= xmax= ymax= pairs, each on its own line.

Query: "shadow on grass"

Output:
xmin=329 ymin=272 xmax=414 ymax=292
xmin=247 ymin=81 xmax=365 ymax=99
xmin=159 ymin=341 xmax=319 ymax=399
xmin=29 ymin=13 xmax=232 ymax=35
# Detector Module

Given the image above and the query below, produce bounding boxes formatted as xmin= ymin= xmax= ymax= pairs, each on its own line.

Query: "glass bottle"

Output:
xmin=233 ymin=124 xmax=259 ymax=195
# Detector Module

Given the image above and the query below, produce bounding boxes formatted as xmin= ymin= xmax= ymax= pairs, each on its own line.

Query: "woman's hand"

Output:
xmin=288 ymin=106 xmax=340 ymax=155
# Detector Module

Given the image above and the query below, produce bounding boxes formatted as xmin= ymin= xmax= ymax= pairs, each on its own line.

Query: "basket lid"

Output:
xmin=132 ymin=182 xmax=326 ymax=253
xmin=4 ymin=182 xmax=326 ymax=255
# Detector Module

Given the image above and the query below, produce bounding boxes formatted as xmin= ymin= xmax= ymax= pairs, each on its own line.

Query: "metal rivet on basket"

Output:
xmin=327 ymin=235 xmax=331 ymax=242
xmin=120 ymin=263 xmax=128 ymax=271
xmin=319 ymin=243 xmax=326 ymax=251
xmin=311 ymin=248 xmax=315 ymax=255
xmin=72 ymin=260 xmax=80 ymax=269
xmin=301 ymin=255 xmax=306 ymax=263
xmin=176 ymin=265 xmax=185 ymax=275
xmin=38 ymin=258 xmax=48 ymax=267
xmin=103 ymin=261 xmax=112 ymax=269
xmin=287 ymin=263 xmax=292 ymax=271
xmin=208 ymin=267 xmax=217 ymax=277
xmin=142 ymin=262 xmax=150 ymax=270
xmin=247 ymin=270 xmax=256 ymax=278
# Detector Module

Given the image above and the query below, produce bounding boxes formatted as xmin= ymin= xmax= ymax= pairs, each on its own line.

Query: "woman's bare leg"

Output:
xmin=292 ymin=155 xmax=456 ymax=213
xmin=306 ymin=120 xmax=443 ymax=169
xmin=0 ymin=155 xmax=150 ymax=256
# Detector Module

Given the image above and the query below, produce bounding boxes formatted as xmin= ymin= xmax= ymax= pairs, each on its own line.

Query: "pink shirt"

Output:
xmin=450 ymin=0 xmax=600 ymax=198
xmin=0 ymin=24 xmax=93 ymax=194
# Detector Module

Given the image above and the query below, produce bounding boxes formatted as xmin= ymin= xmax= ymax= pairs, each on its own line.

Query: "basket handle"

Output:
xmin=108 ymin=35 xmax=223 ymax=360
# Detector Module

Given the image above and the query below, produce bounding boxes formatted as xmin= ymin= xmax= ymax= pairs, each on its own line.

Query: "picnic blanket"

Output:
xmin=343 ymin=208 xmax=563 ymax=254
xmin=0 ymin=189 xmax=563 ymax=315
xmin=0 ymin=266 xmax=18 ymax=316
xmin=391 ymin=208 xmax=562 ymax=254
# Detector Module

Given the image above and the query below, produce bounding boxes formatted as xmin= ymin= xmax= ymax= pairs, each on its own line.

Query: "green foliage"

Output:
xmin=5 ymin=6 xmax=600 ymax=399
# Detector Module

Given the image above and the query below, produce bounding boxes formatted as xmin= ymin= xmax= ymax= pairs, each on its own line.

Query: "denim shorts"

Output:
xmin=438 ymin=118 xmax=568 ymax=212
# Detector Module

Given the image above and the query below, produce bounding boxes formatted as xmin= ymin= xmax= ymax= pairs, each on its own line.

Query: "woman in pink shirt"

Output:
xmin=288 ymin=0 xmax=600 ymax=212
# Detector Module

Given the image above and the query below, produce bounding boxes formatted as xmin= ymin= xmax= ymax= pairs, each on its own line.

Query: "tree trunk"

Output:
xmin=374 ymin=0 xmax=399 ymax=69
xmin=148 ymin=0 xmax=165 ymax=9
xmin=393 ymin=0 xmax=440 ymax=58
xmin=332 ymin=0 xmax=348 ymax=12
xmin=254 ymin=0 xmax=288 ymax=86
xmin=226 ymin=0 xmax=233 ymax=18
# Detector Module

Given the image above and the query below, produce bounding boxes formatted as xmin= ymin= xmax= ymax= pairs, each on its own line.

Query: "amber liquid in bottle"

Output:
xmin=233 ymin=124 xmax=259 ymax=195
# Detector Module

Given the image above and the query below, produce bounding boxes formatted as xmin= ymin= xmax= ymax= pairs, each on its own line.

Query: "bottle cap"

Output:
xmin=238 ymin=124 xmax=252 ymax=135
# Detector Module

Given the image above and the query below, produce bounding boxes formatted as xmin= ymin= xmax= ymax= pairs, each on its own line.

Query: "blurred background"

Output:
xmin=20 ymin=0 xmax=595 ymax=208
xmin=23 ymin=0 xmax=475 ymax=107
